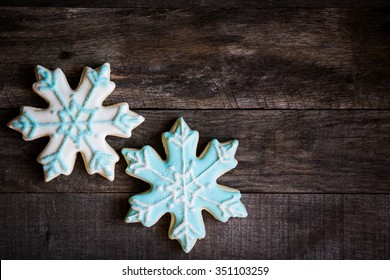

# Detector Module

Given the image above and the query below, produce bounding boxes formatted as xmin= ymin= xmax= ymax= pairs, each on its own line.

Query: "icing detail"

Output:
xmin=122 ymin=117 xmax=247 ymax=253
xmin=8 ymin=63 xmax=144 ymax=181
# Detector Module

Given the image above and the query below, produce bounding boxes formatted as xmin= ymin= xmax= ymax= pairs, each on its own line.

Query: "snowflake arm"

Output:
xmin=123 ymin=145 xmax=172 ymax=188
xmin=9 ymin=106 xmax=61 ymax=141
xmin=93 ymin=104 xmax=144 ymax=138
xmin=81 ymin=137 xmax=119 ymax=181
xmin=169 ymin=205 xmax=206 ymax=253
xmin=198 ymin=184 xmax=248 ymax=222
xmin=33 ymin=65 xmax=73 ymax=108
xmin=37 ymin=135 xmax=77 ymax=181
xmin=122 ymin=117 xmax=247 ymax=252
xmin=195 ymin=139 xmax=239 ymax=183
xmin=8 ymin=63 xmax=144 ymax=182
xmin=74 ymin=63 xmax=115 ymax=107
xmin=125 ymin=192 xmax=173 ymax=226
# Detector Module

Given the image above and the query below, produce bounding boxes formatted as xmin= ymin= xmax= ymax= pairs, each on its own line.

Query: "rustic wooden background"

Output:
xmin=0 ymin=0 xmax=389 ymax=259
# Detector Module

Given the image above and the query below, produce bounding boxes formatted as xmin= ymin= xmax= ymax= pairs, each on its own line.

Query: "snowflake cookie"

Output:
xmin=122 ymin=117 xmax=248 ymax=252
xmin=8 ymin=63 xmax=144 ymax=182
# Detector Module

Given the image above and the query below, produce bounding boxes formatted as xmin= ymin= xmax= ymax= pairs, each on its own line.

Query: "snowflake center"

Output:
xmin=166 ymin=166 xmax=203 ymax=206
xmin=57 ymin=101 xmax=96 ymax=146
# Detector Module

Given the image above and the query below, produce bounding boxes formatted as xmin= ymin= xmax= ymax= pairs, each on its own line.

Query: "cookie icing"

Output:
xmin=8 ymin=63 xmax=144 ymax=181
xmin=122 ymin=117 xmax=247 ymax=252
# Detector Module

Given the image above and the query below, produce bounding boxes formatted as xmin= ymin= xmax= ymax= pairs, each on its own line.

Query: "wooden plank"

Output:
xmin=1 ymin=0 xmax=389 ymax=8
xmin=0 ymin=8 xmax=389 ymax=109
xmin=343 ymin=195 xmax=390 ymax=259
xmin=2 ymin=109 xmax=390 ymax=193
xmin=0 ymin=193 xmax=346 ymax=259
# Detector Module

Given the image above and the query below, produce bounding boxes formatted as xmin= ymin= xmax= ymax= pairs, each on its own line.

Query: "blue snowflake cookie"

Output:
xmin=8 ymin=63 xmax=144 ymax=181
xmin=122 ymin=117 xmax=248 ymax=252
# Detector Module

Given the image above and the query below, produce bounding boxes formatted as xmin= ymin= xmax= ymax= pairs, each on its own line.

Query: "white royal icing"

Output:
xmin=8 ymin=63 xmax=144 ymax=181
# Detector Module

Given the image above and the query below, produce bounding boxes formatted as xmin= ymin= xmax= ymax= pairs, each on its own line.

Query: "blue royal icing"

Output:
xmin=122 ymin=117 xmax=248 ymax=252
xmin=8 ymin=63 xmax=144 ymax=181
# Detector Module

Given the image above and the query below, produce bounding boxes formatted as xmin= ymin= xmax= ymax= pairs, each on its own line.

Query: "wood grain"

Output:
xmin=343 ymin=195 xmax=390 ymax=259
xmin=1 ymin=193 xmax=388 ymax=259
xmin=0 ymin=1 xmax=389 ymax=261
xmin=0 ymin=193 xmax=345 ymax=259
xmin=0 ymin=8 xmax=389 ymax=109
xmin=2 ymin=109 xmax=390 ymax=194
xmin=1 ymin=0 xmax=389 ymax=8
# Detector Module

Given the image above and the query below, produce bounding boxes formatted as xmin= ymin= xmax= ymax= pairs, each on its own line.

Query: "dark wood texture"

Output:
xmin=1 ymin=0 xmax=389 ymax=8
xmin=0 ymin=8 xmax=389 ymax=109
xmin=0 ymin=3 xmax=389 ymax=260
xmin=1 ymin=193 xmax=388 ymax=259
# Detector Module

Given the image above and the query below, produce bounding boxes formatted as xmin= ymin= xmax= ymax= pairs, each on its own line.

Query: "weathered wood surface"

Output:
xmin=1 ymin=0 xmax=389 ymax=8
xmin=343 ymin=195 xmax=390 ymax=259
xmin=2 ymin=109 xmax=390 ymax=194
xmin=0 ymin=193 xmax=388 ymax=259
xmin=0 ymin=3 xmax=389 ymax=260
xmin=0 ymin=8 xmax=389 ymax=109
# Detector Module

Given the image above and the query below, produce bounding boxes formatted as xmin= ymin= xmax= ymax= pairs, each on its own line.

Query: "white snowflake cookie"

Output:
xmin=8 ymin=63 xmax=144 ymax=181
xmin=122 ymin=117 xmax=248 ymax=252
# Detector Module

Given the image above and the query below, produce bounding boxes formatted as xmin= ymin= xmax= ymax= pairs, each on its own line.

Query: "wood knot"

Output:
xmin=58 ymin=51 xmax=71 ymax=60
